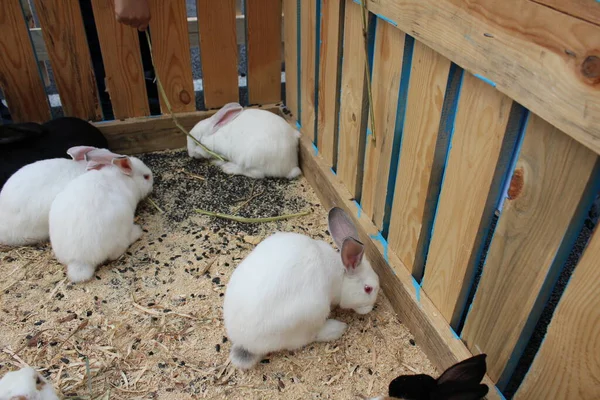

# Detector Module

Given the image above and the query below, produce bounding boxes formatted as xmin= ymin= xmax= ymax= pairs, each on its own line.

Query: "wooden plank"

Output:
xmin=387 ymin=42 xmax=453 ymax=276
xmin=289 ymin=113 xmax=501 ymax=400
xmin=20 ymin=0 xmax=50 ymax=87
xmin=246 ymin=0 xmax=282 ymax=104
xmin=359 ymin=0 xmax=600 ymax=156
xmin=32 ymin=0 xmax=100 ymax=120
xmin=360 ymin=21 xmax=405 ymax=229
xmin=530 ymin=0 xmax=600 ymax=27
xmin=148 ymin=0 xmax=195 ymax=113
xmin=462 ymin=114 xmax=599 ymax=384
xmin=300 ymin=0 xmax=318 ymax=141
xmin=515 ymin=229 xmax=600 ymax=400
xmin=0 ymin=0 xmax=50 ymax=123
xmin=316 ymin=0 xmax=344 ymax=167
xmin=422 ymin=73 xmax=513 ymax=328
xmin=197 ymin=0 xmax=239 ymax=109
xmin=337 ymin=0 xmax=368 ymax=198
xmin=283 ymin=0 xmax=299 ymax=118
xmin=90 ymin=0 xmax=149 ymax=119
xmin=95 ymin=104 xmax=281 ymax=155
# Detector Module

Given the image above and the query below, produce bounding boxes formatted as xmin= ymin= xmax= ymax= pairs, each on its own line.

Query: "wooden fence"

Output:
xmin=0 ymin=0 xmax=599 ymax=399
xmin=285 ymin=0 xmax=600 ymax=399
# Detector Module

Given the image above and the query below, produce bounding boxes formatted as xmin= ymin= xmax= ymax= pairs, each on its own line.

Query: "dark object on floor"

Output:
xmin=0 ymin=117 xmax=109 ymax=190
xmin=388 ymin=354 xmax=489 ymax=400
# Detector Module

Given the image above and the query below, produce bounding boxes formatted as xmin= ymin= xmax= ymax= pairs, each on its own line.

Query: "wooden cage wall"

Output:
xmin=284 ymin=1 xmax=600 ymax=399
xmin=1 ymin=1 xmax=599 ymax=399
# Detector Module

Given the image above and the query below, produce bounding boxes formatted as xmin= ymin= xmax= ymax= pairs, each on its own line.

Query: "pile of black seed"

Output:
xmin=137 ymin=149 xmax=311 ymax=236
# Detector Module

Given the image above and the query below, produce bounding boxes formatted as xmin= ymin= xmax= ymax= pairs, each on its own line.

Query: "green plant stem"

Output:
xmin=195 ymin=209 xmax=312 ymax=223
xmin=144 ymin=31 xmax=226 ymax=162
xmin=360 ymin=0 xmax=376 ymax=143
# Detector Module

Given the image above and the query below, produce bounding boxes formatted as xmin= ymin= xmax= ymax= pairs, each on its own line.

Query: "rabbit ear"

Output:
xmin=111 ymin=156 xmax=133 ymax=176
xmin=341 ymin=237 xmax=364 ymax=271
xmin=442 ymin=384 xmax=489 ymax=400
xmin=436 ymin=354 xmax=487 ymax=387
xmin=86 ymin=160 xmax=108 ymax=171
xmin=67 ymin=146 xmax=97 ymax=161
xmin=85 ymin=148 xmax=124 ymax=163
xmin=208 ymin=102 xmax=243 ymax=135
xmin=388 ymin=374 xmax=437 ymax=399
xmin=328 ymin=207 xmax=359 ymax=249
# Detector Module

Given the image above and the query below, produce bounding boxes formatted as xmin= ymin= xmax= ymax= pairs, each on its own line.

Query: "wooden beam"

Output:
xmin=283 ymin=0 xmax=299 ymax=118
xmin=529 ymin=0 xmax=600 ymax=27
xmin=291 ymin=111 xmax=502 ymax=400
xmin=94 ymin=105 xmax=280 ymax=155
xmin=357 ymin=0 xmax=600 ymax=156
xmin=300 ymin=0 xmax=318 ymax=141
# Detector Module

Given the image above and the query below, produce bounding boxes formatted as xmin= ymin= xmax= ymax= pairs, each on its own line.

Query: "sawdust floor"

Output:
xmin=0 ymin=149 xmax=436 ymax=399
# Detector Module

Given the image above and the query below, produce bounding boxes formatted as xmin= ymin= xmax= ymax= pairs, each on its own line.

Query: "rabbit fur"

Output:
xmin=0 ymin=366 xmax=59 ymax=400
xmin=187 ymin=103 xmax=301 ymax=180
xmin=223 ymin=207 xmax=380 ymax=369
xmin=49 ymin=153 xmax=153 ymax=283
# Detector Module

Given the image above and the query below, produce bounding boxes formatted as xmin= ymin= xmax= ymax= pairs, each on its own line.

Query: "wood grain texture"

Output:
xmin=361 ymin=0 xmax=600 ymax=156
xmin=361 ymin=21 xmax=405 ymax=229
xmin=422 ymin=73 xmax=513 ymax=327
xmin=246 ymin=0 xmax=282 ymax=104
xmin=91 ymin=0 xmax=149 ymax=119
xmin=515 ymin=228 xmax=600 ymax=400
xmin=530 ymin=0 xmax=600 ymax=27
xmin=283 ymin=0 xmax=299 ymax=118
xmin=300 ymin=0 xmax=317 ymax=141
xmin=462 ymin=114 xmax=599 ymax=383
xmin=148 ymin=0 xmax=195 ymax=113
xmin=33 ymin=0 xmax=100 ymax=120
xmin=0 ymin=0 xmax=50 ymax=123
xmin=197 ymin=0 xmax=239 ymax=109
xmin=337 ymin=0 xmax=368 ymax=198
xmin=316 ymin=0 xmax=344 ymax=167
xmin=387 ymin=42 xmax=452 ymax=276
xmin=95 ymin=105 xmax=280 ymax=155
xmin=289 ymin=112 xmax=501 ymax=400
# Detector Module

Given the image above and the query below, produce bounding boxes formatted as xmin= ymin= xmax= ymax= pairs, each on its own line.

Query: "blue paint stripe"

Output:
xmin=376 ymin=13 xmax=397 ymax=27
xmin=498 ymin=160 xmax=600 ymax=389
xmin=412 ymin=277 xmax=421 ymax=304
xmin=495 ymin=386 xmax=507 ymax=400
xmin=369 ymin=231 xmax=389 ymax=263
xmin=353 ymin=200 xmax=363 ymax=218
xmin=381 ymin=35 xmax=415 ymax=238
xmin=313 ymin=0 xmax=323 ymax=146
xmin=330 ymin=167 xmax=337 ymax=175
xmin=474 ymin=73 xmax=497 ymax=88
xmin=450 ymin=327 xmax=460 ymax=340
xmin=296 ymin=0 xmax=302 ymax=124
xmin=312 ymin=142 xmax=319 ymax=156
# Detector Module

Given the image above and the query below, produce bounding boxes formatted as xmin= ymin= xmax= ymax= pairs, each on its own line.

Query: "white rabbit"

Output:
xmin=187 ymin=102 xmax=302 ymax=179
xmin=223 ymin=207 xmax=380 ymax=369
xmin=0 ymin=146 xmax=105 ymax=246
xmin=0 ymin=366 xmax=59 ymax=400
xmin=49 ymin=153 xmax=153 ymax=283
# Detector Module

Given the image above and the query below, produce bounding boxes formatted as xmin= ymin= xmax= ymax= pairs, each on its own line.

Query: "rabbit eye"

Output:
xmin=364 ymin=285 xmax=373 ymax=294
xmin=143 ymin=174 xmax=150 ymax=180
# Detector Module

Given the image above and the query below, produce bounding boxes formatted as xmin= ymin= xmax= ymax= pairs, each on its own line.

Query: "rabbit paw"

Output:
xmin=130 ymin=224 xmax=143 ymax=244
xmin=220 ymin=162 xmax=243 ymax=176
xmin=316 ymin=319 xmax=347 ymax=342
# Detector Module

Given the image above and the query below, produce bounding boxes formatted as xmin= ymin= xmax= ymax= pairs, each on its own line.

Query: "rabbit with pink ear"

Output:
xmin=0 ymin=146 xmax=106 ymax=246
xmin=223 ymin=206 xmax=380 ymax=369
xmin=49 ymin=150 xmax=154 ymax=283
xmin=187 ymin=102 xmax=302 ymax=179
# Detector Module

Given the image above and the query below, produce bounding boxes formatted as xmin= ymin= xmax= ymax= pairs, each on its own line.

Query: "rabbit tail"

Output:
xmin=230 ymin=344 xmax=262 ymax=370
xmin=67 ymin=262 xmax=96 ymax=283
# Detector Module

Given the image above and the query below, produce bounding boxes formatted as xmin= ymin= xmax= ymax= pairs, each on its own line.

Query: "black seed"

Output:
xmin=409 ymin=339 xmax=416 ymax=346
xmin=215 ymin=344 xmax=221 ymax=352
xmin=86 ymin=311 xmax=92 ymax=317
xmin=61 ymin=358 xmax=70 ymax=364
xmin=212 ymin=277 xmax=221 ymax=284
xmin=260 ymin=359 xmax=270 ymax=364
xmin=34 ymin=320 xmax=45 ymax=326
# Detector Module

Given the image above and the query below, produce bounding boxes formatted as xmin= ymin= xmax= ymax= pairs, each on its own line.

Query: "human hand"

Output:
xmin=115 ymin=0 xmax=151 ymax=31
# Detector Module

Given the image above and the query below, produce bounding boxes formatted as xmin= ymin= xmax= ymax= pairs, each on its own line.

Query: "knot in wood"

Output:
xmin=179 ymin=89 xmax=191 ymax=105
xmin=508 ymin=167 xmax=524 ymax=200
xmin=581 ymin=56 xmax=600 ymax=79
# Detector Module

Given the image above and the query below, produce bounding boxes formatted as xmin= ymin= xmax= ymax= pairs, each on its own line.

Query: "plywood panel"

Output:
xmin=531 ymin=0 xmax=600 ymax=27
xmin=360 ymin=0 xmax=600 ymax=156
xmin=0 ymin=0 xmax=50 ymax=123
xmin=197 ymin=0 xmax=239 ymax=109
xmin=337 ymin=0 xmax=368 ymax=198
xmin=148 ymin=0 xmax=195 ymax=113
xmin=246 ymin=0 xmax=282 ymax=104
xmin=387 ymin=42 xmax=452 ymax=277
xmin=300 ymin=0 xmax=317 ymax=141
xmin=316 ymin=0 xmax=344 ymax=167
xmin=283 ymin=0 xmax=299 ymax=118
xmin=462 ymin=114 xmax=599 ymax=383
xmin=361 ymin=21 xmax=405 ymax=229
xmin=91 ymin=0 xmax=149 ymax=119
xmin=33 ymin=0 xmax=100 ymax=120
xmin=515 ymin=229 xmax=600 ymax=400
xmin=422 ymin=73 xmax=513 ymax=327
